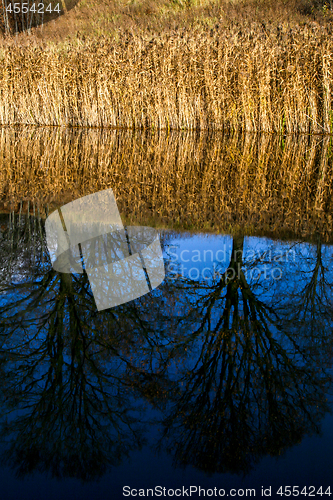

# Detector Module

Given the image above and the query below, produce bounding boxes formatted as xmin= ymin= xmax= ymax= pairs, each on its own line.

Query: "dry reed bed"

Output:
xmin=0 ymin=22 xmax=332 ymax=132
xmin=0 ymin=127 xmax=332 ymax=241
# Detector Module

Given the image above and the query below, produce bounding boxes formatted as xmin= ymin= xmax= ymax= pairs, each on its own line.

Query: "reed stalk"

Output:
xmin=0 ymin=22 xmax=331 ymax=132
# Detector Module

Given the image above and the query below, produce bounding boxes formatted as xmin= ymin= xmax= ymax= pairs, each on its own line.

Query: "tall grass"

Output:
xmin=0 ymin=128 xmax=332 ymax=241
xmin=0 ymin=0 xmax=332 ymax=132
xmin=0 ymin=22 xmax=332 ymax=132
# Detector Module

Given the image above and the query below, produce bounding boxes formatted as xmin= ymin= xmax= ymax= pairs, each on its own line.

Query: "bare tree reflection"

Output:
xmin=0 ymin=218 xmax=333 ymax=479
xmin=155 ymin=235 xmax=333 ymax=475
xmin=0 ymin=214 xmax=169 ymax=480
xmin=275 ymin=236 xmax=333 ymax=360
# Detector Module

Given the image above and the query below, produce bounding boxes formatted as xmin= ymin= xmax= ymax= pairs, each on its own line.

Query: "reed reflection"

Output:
xmin=0 ymin=130 xmax=333 ymax=241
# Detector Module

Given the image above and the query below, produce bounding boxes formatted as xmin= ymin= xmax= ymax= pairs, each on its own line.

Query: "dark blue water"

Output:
xmin=0 ymin=218 xmax=333 ymax=500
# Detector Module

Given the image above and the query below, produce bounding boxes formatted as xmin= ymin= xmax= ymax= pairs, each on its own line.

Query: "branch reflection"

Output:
xmin=0 ymin=216 xmax=332 ymax=479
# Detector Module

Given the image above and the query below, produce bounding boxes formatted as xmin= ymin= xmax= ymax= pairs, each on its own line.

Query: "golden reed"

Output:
xmin=0 ymin=22 xmax=332 ymax=132
xmin=0 ymin=127 xmax=332 ymax=241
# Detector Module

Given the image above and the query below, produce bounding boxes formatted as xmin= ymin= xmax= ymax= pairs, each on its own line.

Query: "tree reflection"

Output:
xmin=0 ymin=270 xmax=144 ymax=479
xmin=0 ymin=215 xmax=170 ymax=480
xmin=275 ymin=237 xmax=333 ymax=360
xmin=156 ymin=235 xmax=333 ymax=475
xmin=0 ymin=217 xmax=333 ymax=479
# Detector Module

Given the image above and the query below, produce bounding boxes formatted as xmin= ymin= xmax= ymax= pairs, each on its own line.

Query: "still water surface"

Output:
xmin=0 ymin=129 xmax=333 ymax=499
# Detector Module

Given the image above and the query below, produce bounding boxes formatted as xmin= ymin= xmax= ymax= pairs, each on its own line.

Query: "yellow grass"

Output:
xmin=0 ymin=1 xmax=332 ymax=132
